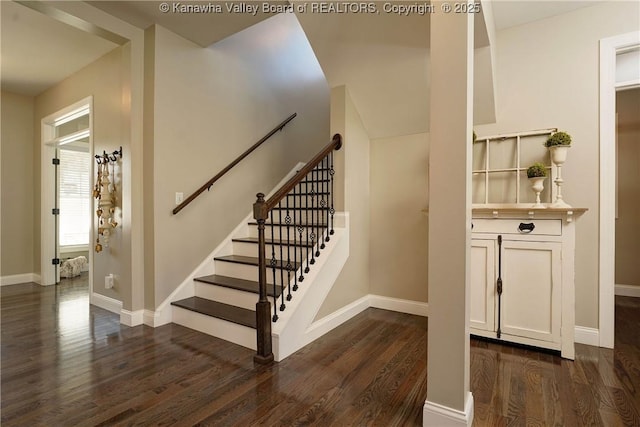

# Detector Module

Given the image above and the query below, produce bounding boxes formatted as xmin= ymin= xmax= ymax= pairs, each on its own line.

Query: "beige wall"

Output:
xmin=1 ymin=91 xmax=35 ymax=277
xmin=615 ymin=88 xmax=640 ymax=287
xmin=148 ymin=13 xmax=329 ymax=307
xmin=34 ymin=45 xmax=130 ymax=302
xmin=369 ymin=132 xmax=429 ymax=301
xmin=474 ymin=1 xmax=640 ymax=329
xmin=316 ymin=86 xmax=370 ymax=318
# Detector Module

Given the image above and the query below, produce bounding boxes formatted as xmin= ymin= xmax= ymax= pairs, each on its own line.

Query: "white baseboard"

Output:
xmin=304 ymin=295 xmax=370 ymax=344
xmin=423 ymin=392 xmax=474 ymax=426
xmin=574 ymin=326 xmax=600 ymax=347
xmin=144 ymin=309 xmax=161 ymax=327
xmin=0 ymin=273 xmax=39 ymax=286
xmin=90 ymin=292 xmax=122 ymax=314
xmin=369 ymin=295 xmax=429 ymax=317
xmin=616 ymin=283 xmax=640 ymax=298
xmin=121 ymin=309 xmax=144 ymax=326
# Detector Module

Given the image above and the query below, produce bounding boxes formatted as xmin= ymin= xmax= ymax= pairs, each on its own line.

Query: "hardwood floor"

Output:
xmin=2 ymin=279 xmax=639 ymax=426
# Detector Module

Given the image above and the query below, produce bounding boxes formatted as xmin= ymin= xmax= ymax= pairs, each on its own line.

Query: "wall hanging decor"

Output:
xmin=94 ymin=147 xmax=122 ymax=253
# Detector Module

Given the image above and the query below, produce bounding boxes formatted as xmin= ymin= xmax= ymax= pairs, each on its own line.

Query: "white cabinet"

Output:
xmin=470 ymin=207 xmax=586 ymax=360
xmin=500 ymin=239 xmax=561 ymax=344
xmin=470 ymin=239 xmax=495 ymax=333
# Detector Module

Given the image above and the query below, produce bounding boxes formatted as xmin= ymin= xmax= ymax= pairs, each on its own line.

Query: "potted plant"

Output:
xmin=545 ymin=131 xmax=571 ymax=164
xmin=545 ymin=131 xmax=572 ymax=207
xmin=527 ymin=162 xmax=548 ymax=208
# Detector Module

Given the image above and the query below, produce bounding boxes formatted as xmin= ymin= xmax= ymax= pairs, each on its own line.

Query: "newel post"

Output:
xmin=253 ymin=193 xmax=274 ymax=364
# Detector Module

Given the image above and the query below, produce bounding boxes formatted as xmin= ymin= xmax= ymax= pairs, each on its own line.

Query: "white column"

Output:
xmin=424 ymin=4 xmax=474 ymax=426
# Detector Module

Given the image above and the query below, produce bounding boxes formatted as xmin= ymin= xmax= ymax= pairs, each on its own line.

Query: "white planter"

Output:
xmin=549 ymin=145 xmax=570 ymax=165
xmin=548 ymin=145 xmax=571 ymax=208
xmin=529 ymin=176 xmax=546 ymax=208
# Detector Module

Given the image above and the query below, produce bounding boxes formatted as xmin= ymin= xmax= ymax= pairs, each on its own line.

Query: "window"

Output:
xmin=472 ymin=129 xmax=557 ymax=205
xmin=59 ymin=148 xmax=90 ymax=247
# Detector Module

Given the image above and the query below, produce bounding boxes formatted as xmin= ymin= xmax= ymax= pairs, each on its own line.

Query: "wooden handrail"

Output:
xmin=264 ymin=133 xmax=342 ymax=211
xmin=172 ymin=113 xmax=297 ymax=215
xmin=252 ymin=133 xmax=342 ymax=364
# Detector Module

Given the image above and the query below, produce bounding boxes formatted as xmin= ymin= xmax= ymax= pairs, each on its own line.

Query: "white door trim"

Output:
xmin=40 ymin=97 xmax=93 ymax=288
xmin=599 ymin=31 xmax=640 ymax=349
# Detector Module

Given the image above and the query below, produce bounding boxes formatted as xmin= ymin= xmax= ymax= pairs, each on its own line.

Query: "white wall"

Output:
xmin=147 ymin=13 xmax=330 ymax=307
xmin=370 ymin=132 xmax=429 ymax=302
xmin=1 ymin=91 xmax=35 ymax=277
xmin=315 ymin=86 xmax=370 ymax=318
xmin=34 ymin=45 xmax=129 ymax=302
xmin=474 ymin=1 xmax=640 ymax=328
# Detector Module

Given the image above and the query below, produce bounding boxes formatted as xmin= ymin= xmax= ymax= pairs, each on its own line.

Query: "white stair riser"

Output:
xmin=195 ymin=281 xmax=260 ymax=310
xmin=215 ymin=260 xmax=302 ymax=285
xmin=232 ymin=241 xmax=312 ymax=260
xmin=172 ymin=306 xmax=256 ymax=350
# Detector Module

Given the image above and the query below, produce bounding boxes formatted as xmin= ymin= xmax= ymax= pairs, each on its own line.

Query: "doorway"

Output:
xmin=615 ymin=86 xmax=640 ymax=294
xmin=599 ymin=32 xmax=640 ymax=348
xmin=41 ymin=97 xmax=93 ymax=290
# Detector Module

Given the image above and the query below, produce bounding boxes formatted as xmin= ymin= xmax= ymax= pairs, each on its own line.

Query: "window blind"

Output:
xmin=59 ymin=148 xmax=90 ymax=247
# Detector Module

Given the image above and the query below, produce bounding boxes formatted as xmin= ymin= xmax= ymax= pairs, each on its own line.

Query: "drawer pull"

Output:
xmin=518 ymin=222 xmax=535 ymax=233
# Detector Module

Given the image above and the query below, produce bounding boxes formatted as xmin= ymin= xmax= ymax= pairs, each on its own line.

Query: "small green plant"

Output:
xmin=545 ymin=131 xmax=572 ymax=147
xmin=527 ymin=162 xmax=548 ymax=178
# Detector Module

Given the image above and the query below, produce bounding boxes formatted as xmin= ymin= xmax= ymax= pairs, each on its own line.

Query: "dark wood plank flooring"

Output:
xmin=2 ymin=277 xmax=639 ymax=426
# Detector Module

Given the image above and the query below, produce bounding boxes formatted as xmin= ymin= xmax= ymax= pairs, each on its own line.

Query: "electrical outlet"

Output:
xmin=105 ymin=274 xmax=114 ymax=289
xmin=175 ymin=192 xmax=184 ymax=205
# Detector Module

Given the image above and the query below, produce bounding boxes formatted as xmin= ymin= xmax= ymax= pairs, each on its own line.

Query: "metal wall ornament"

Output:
xmin=94 ymin=147 xmax=122 ymax=253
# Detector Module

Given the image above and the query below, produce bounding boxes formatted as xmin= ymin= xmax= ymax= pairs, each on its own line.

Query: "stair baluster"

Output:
xmin=269 ymin=207 xmax=278 ymax=322
xmin=314 ymin=164 xmax=321 ymax=258
xmin=298 ymin=184 xmax=306 ymax=283
xmin=309 ymin=168 xmax=317 ymax=265
xmin=319 ymin=157 xmax=328 ymax=249
xmin=304 ymin=179 xmax=311 ymax=274
xmin=253 ymin=134 xmax=342 ymax=363
xmin=329 ymin=150 xmax=335 ymax=236
xmin=292 ymin=186 xmax=299 ymax=291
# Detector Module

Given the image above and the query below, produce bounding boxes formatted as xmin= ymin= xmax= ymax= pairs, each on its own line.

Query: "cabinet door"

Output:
xmin=500 ymin=240 xmax=561 ymax=344
xmin=470 ymin=239 xmax=496 ymax=332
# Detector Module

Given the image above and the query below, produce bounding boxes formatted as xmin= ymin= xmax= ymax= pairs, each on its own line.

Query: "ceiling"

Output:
xmin=0 ymin=1 xmax=119 ymax=96
xmin=1 ymin=0 xmax=606 ymax=133
xmin=89 ymin=1 xmax=287 ymax=47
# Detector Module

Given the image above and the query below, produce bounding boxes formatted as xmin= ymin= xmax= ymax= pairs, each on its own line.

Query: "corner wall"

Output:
xmin=1 ymin=91 xmax=35 ymax=278
xmin=315 ymin=86 xmax=370 ymax=318
xmin=34 ymin=45 xmax=130 ymax=302
xmin=370 ymin=132 xmax=429 ymax=302
xmin=147 ymin=13 xmax=330 ymax=308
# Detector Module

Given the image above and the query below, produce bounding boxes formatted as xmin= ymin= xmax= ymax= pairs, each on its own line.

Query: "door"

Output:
xmin=470 ymin=239 xmax=496 ymax=332
xmin=500 ymin=239 xmax=562 ymax=344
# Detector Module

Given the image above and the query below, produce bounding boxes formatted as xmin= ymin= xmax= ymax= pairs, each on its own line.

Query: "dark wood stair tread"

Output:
xmin=286 ymin=192 xmax=330 ymax=196
xmin=233 ymin=237 xmax=314 ymax=247
xmin=194 ymin=274 xmax=282 ymax=297
xmin=214 ymin=255 xmax=301 ymax=270
xmin=171 ymin=297 xmax=256 ymax=328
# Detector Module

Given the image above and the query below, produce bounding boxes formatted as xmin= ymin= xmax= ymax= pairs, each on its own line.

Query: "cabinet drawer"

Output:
xmin=472 ymin=219 xmax=561 ymax=236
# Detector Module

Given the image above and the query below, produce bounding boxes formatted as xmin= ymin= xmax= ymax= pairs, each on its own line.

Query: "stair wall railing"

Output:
xmin=172 ymin=113 xmax=297 ymax=215
xmin=252 ymin=134 xmax=343 ymax=364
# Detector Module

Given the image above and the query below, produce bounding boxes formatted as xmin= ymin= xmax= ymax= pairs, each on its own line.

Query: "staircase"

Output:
xmin=169 ymin=135 xmax=346 ymax=361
